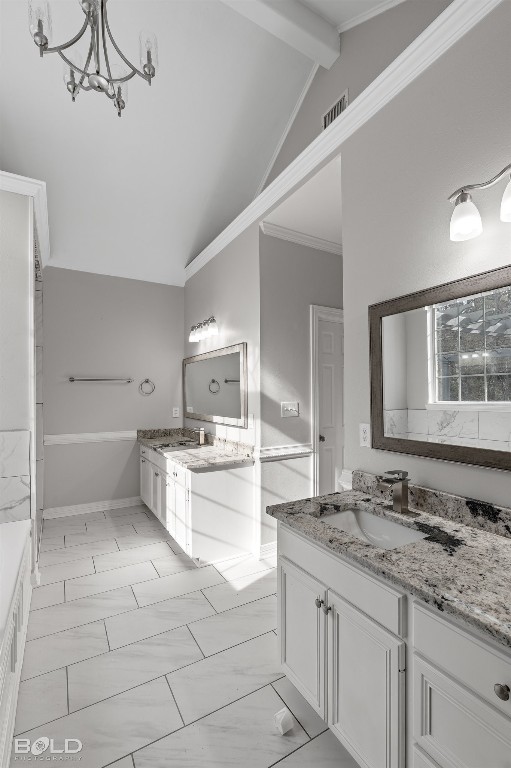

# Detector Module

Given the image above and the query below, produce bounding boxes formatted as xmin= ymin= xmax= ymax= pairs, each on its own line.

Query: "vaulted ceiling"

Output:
xmin=0 ymin=0 xmax=403 ymax=285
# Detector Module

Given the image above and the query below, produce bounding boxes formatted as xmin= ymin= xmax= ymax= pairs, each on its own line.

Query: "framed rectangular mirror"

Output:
xmin=369 ymin=266 xmax=511 ymax=470
xmin=183 ymin=343 xmax=248 ymax=428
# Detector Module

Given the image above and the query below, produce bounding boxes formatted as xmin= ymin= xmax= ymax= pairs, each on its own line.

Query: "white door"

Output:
xmin=316 ymin=313 xmax=343 ymax=495
xmin=278 ymin=556 xmax=327 ymax=717
xmin=140 ymin=458 xmax=151 ymax=508
xmin=327 ymin=589 xmax=405 ymax=768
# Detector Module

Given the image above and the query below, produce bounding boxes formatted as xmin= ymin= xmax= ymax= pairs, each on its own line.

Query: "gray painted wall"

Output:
xmin=43 ymin=267 xmax=184 ymax=508
xmin=266 ymin=0 xmax=452 ymax=186
xmin=184 ymin=224 xmax=260 ymax=445
xmin=259 ymin=233 xmax=342 ymax=447
xmin=341 ymin=3 xmax=511 ymax=506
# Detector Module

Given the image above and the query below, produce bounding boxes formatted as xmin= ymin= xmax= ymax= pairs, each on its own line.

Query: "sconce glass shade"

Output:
xmin=28 ymin=0 xmax=52 ymax=44
xmin=450 ymin=192 xmax=483 ymax=241
xmin=207 ymin=317 xmax=218 ymax=337
xmin=500 ymin=177 xmax=511 ymax=222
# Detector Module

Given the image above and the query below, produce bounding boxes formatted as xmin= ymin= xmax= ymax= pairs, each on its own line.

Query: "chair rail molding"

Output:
xmin=0 ymin=171 xmax=50 ymax=267
xmin=185 ymin=0 xmax=502 ymax=282
xmin=256 ymin=443 xmax=314 ymax=462
xmin=260 ymin=222 xmax=342 ymax=255
xmin=44 ymin=431 xmax=137 ymax=446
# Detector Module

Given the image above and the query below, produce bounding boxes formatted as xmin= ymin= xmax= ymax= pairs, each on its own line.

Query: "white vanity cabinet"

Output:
xmin=412 ymin=604 xmax=511 ymax=768
xmin=139 ymin=446 xmax=254 ymax=563
xmin=278 ymin=524 xmax=406 ymax=768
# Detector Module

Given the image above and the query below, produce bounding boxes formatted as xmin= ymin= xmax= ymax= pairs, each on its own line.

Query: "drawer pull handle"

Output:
xmin=315 ymin=598 xmax=324 ymax=609
xmin=494 ymin=683 xmax=510 ymax=701
xmin=321 ymin=604 xmax=332 ymax=614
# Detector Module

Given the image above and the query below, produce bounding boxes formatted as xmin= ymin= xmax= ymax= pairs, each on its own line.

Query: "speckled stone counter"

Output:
xmin=267 ymin=473 xmax=511 ymax=649
xmin=137 ymin=428 xmax=253 ymax=472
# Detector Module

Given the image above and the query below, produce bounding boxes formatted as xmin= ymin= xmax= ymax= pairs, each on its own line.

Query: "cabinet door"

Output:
xmin=278 ymin=556 xmax=327 ymax=717
xmin=140 ymin=458 xmax=151 ymax=508
xmin=328 ymin=590 xmax=405 ymax=768
xmin=413 ymin=656 xmax=511 ymax=768
xmin=174 ymin=482 xmax=188 ymax=553
xmin=151 ymin=466 xmax=163 ymax=517
xmin=165 ymin=477 xmax=176 ymax=538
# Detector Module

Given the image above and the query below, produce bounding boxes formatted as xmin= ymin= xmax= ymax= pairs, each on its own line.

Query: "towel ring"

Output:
xmin=209 ymin=378 xmax=220 ymax=394
xmin=139 ymin=378 xmax=156 ymax=396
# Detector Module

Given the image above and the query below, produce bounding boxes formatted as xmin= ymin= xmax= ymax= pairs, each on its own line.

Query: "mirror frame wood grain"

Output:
xmin=183 ymin=342 xmax=248 ymax=428
xmin=369 ymin=265 xmax=511 ymax=471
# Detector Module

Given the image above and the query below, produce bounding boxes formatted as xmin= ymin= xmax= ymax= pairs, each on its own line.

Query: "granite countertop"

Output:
xmin=138 ymin=434 xmax=254 ymax=473
xmin=267 ymin=489 xmax=511 ymax=649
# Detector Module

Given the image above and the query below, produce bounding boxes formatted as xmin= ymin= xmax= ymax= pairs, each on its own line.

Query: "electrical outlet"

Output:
xmin=281 ymin=402 xmax=299 ymax=418
xmin=359 ymin=423 xmax=371 ymax=447
xmin=172 ymin=407 xmax=179 ymax=418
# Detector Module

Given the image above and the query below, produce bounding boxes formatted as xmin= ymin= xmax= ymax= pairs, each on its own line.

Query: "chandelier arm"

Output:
xmin=76 ymin=36 xmax=95 ymax=90
xmin=103 ymin=0 xmax=149 ymax=82
xmin=93 ymin=17 xmax=100 ymax=73
xmin=44 ymin=17 xmax=89 ymax=54
xmin=448 ymin=162 xmax=511 ymax=202
xmin=58 ymin=49 xmax=91 ymax=81
xmin=100 ymin=2 xmax=114 ymax=82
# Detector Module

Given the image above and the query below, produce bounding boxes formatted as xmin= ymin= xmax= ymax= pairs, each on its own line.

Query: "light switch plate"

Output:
xmin=281 ymin=402 xmax=299 ymax=418
xmin=172 ymin=407 xmax=180 ymax=418
xmin=359 ymin=423 xmax=371 ymax=447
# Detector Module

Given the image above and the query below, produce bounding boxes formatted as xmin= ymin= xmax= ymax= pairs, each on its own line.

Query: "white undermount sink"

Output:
xmin=322 ymin=508 xmax=427 ymax=550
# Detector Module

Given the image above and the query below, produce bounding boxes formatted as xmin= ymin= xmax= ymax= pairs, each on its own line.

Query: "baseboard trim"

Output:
xmin=44 ymin=431 xmax=137 ymax=446
xmin=260 ymin=541 xmax=277 ymax=559
xmin=43 ymin=496 xmax=143 ymax=519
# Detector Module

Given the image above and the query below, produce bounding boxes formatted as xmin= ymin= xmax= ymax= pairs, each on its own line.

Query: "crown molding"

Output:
xmin=260 ymin=221 xmax=342 ymax=255
xmin=185 ymin=0 xmax=502 ymax=283
xmin=254 ymin=63 xmax=319 ymax=199
xmin=44 ymin=431 xmax=137 ymax=446
xmin=0 ymin=171 xmax=50 ymax=268
xmin=337 ymin=0 xmax=407 ymax=34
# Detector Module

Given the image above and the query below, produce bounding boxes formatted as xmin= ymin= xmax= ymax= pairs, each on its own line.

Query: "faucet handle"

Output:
xmin=384 ymin=470 xmax=409 ymax=480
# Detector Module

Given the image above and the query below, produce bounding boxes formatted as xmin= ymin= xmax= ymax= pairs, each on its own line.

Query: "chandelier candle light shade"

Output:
xmin=189 ymin=317 xmax=219 ymax=342
xmin=28 ymin=0 xmax=158 ymax=117
xmin=449 ymin=162 xmax=511 ymax=241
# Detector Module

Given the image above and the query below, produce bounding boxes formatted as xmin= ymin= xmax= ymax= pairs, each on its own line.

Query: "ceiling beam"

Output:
xmin=220 ymin=0 xmax=340 ymax=69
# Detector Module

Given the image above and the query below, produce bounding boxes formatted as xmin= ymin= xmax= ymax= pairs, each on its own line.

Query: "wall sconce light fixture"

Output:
xmin=449 ymin=162 xmax=511 ymax=241
xmin=189 ymin=316 xmax=219 ymax=342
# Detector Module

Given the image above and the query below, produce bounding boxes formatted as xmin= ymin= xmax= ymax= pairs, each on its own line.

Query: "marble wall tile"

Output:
xmin=407 ymin=409 xmax=427 ymax=435
xmin=427 ymin=408 xmax=478 ymax=439
xmin=0 ymin=430 xmax=30 ymax=478
xmin=479 ymin=411 xmax=511 ymax=443
xmin=0 ymin=476 xmax=30 ymax=522
xmin=383 ymin=409 xmax=408 ymax=437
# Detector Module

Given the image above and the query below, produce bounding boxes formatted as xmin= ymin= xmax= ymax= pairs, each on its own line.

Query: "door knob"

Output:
xmin=494 ymin=683 xmax=510 ymax=701
xmin=319 ymin=434 xmax=326 ymax=443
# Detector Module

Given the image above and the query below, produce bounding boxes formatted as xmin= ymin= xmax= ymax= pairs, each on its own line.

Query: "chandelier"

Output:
xmin=28 ymin=0 xmax=158 ymax=117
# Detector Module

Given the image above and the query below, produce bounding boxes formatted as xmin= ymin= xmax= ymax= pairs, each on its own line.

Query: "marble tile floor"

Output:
xmin=12 ymin=504 xmax=356 ymax=767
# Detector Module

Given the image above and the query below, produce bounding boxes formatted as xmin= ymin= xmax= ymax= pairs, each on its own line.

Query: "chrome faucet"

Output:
xmin=377 ymin=470 xmax=410 ymax=514
xmin=193 ymin=428 xmax=205 ymax=446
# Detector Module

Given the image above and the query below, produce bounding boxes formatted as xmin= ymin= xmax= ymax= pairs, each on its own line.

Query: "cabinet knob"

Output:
xmin=142 ymin=450 xmax=146 ymax=454
xmin=321 ymin=604 xmax=332 ymax=614
xmin=494 ymin=683 xmax=510 ymax=701
xmin=315 ymin=598 xmax=324 ymax=609
xmin=141 ymin=459 xmax=145 ymax=463
xmin=155 ymin=472 xmax=159 ymax=477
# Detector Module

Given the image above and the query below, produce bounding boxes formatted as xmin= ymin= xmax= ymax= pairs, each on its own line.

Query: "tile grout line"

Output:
xmin=267 ymin=729 xmax=330 ymax=767
xmin=270 ymin=683 xmax=313 ymax=740
xmin=27 ymin=588 xmax=276 ymax=642
xmin=164 ymin=675 xmax=185 ymax=728
xmin=199 ymin=588 xmax=218 ymax=614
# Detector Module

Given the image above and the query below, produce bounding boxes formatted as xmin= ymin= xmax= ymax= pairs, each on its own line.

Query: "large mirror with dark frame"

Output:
xmin=183 ymin=343 xmax=248 ymax=428
xmin=369 ymin=266 xmax=511 ymax=471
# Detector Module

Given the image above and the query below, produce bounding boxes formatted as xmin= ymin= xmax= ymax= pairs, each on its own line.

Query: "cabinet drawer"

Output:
xmin=279 ymin=524 xmax=405 ymax=637
xmin=139 ymin=446 xmax=167 ymax=473
xmin=413 ymin=604 xmax=511 ymax=717
xmin=414 ymin=656 xmax=511 ymax=768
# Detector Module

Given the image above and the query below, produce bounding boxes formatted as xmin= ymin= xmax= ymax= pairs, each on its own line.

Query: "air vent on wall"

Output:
xmin=322 ymin=89 xmax=349 ymax=130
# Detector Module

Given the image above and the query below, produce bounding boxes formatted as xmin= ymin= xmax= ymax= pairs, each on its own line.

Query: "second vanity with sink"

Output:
xmin=267 ymin=470 xmax=511 ymax=768
xmin=138 ymin=428 xmax=254 ymax=563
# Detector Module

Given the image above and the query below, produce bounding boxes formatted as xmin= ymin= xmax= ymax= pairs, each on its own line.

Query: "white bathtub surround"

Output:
xmin=0 ymin=476 xmax=30 ymax=522
xmin=13 ymin=503 xmax=352 ymax=767
xmin=0 ymin=430 xmax=30 ymax=478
